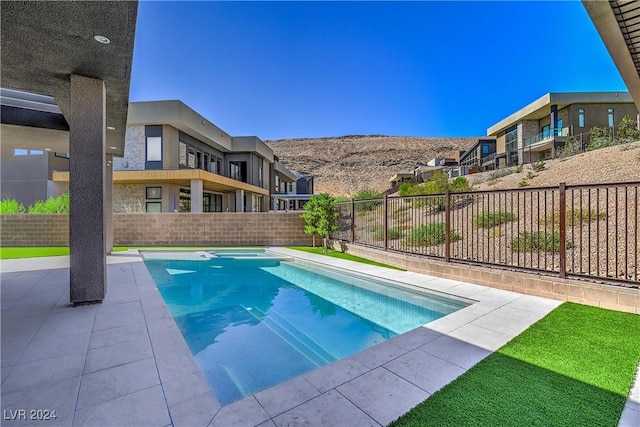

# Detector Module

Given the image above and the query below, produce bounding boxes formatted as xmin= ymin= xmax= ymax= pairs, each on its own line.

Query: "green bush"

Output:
xmin=514 ymin=165 xmax=523 ymax=173
xmin=532 ymin=161 xmax=546 ymax=172
xmin=587 ymin=126 xmax=613 ymax=151
xmin=406 ymin=222 xmax=460 ymax=246
xmin=0 ymin=198 xmax=26 ymax=214
xmin=372 ymin=225 xmax=403 ymax=241
xmin=510 ymin=231 xmax=570 ymax=253
xmin=487 ymin=168 xmax=514 ymax=181
xmin=557 ymin=137 xmax=582 ymax=159
xmin=28 ymin=193 xmax=70 ymax=214
xmin=334 ymin=196 xmax=350 ymax=203
xmin=474 ymin=211 xmax=517 ymax=228
xmin=526 ymin=171 xmax=536 ymax=180
xmin=616 ymin=115 xmax=640 ymax=143
xmin=517 ymin=178 xmax=530 ymax=187
xmin=542 ymin=208 xmax=607 ymax=227
xmin=354 ymin=188 xmax=383 ymax=212
xmin=399 ymin=172 xmax=472 ymax=211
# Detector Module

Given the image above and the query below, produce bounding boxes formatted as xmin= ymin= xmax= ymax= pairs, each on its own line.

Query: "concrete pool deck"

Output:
xmin=1 ymin=248 xmax=636 ymax=427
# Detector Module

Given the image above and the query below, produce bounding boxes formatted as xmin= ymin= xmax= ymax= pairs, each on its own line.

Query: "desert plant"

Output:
xmin=334 ymin=196 xmax=351 ymax=203
xmin=616 ymin=115 xmax=640 ymax=143
xmin=542 ymin=208 xmax=607 ymax=228
xmin=354 ymin=188 xmax=383 ymax=212
xmin=587 ymin=126 xmax=613 ymax=151
xmin=300 ymin=193 xmax=339 ymax=252
xmin=487 ymin=168 xmax=514 ymax=181
xmin=371 ymin=225 xmax=403 ymax=241
xmin=473 ymin=211 xmax=517 ymax=228
xmin=532 ymin=161 xmax=546 ymax=172
xmin=557 ymin=137 xmax=582 ymax=159
xmin=526 ymin=171 xmax=537 ymax=180
xmin=510 ymin=231 xmax=570 ymax=253
xmin=514 ymin=165 xmax=523 ymax=173
xmin=405 ymin=222 xmax=460 ymax=246
xmin=28 ymin=193 xmax=70 ymax=214
xmin=0 ymin=198 xmax=26 ymax=214
xmin=517 ymin=178 xmax=530 ymax=187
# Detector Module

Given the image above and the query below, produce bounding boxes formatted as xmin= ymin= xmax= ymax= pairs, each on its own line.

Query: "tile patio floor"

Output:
xmin=1 ymin=248 xmax=637 ymax=427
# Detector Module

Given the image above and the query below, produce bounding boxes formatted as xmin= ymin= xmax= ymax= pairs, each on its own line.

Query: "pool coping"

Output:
xmin=1 ymin=248 xmax=567 ymax=426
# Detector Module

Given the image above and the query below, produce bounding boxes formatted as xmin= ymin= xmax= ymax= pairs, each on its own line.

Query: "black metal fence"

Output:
xmin=334 ymin=182 xmax=640 ymax=287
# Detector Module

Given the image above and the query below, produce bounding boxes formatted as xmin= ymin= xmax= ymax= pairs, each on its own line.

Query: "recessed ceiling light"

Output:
xmin=109 ymin=146 xmax=117 ymax=150
xmin=107 ymin=126 xmax=116 ymax=131
xmin=94 ymin=35 xmax=110 ymax=44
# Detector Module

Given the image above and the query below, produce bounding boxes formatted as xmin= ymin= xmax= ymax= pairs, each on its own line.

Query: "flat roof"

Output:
xmin=487 ymin=92 xmax=634 ymax=136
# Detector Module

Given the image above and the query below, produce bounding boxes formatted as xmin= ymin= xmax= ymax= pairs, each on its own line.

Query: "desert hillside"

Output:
xmin=266 ymin=135 xmax=477 ymax=196
xmin=470 ymin=142 xmax=640 ymax=191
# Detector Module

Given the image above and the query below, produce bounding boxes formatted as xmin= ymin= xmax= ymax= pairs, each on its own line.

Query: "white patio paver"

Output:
xmin=3 ymin=246 xmax=616 ymax=426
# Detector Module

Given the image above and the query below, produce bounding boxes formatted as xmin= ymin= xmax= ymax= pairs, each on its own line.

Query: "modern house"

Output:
xmin=486 ymin=92 xmax=638 ymax=167
xmin=273 ymin=170 xmax=315 ymax=211
xmin=48 ymin=100 xmax=302 ymax=213
xmin=458 ymin=138 xmax=497 ymax=173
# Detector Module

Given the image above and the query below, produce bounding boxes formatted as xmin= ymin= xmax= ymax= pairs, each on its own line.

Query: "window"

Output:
xmin=146 ymin=137 xmax=162 ymax=161
xmin=578 ymin=108 xmax=585 ymax=128
xmin=542 ymin=125 xmax=551 ymax=139
xmin=258 ymin=164 xmax=263 ymax=188
xmin=146 ymin=187 xmax=162 ymax=200
xmin=608 ymin=108 xmax=614 ymax=127
xmin=203 ymin=193 xmax=223 ymax=212
xmin=229 ymin=161 xmax=247 ymax=182
xmin=179 ymin=189 xmax=191 ymax=212
xmin=145 ymin=202 xmax=162 ymax=213
xmin=505 ymin=126 xmax=518 ymax=152
xmin=187 ymin=152 xmax=195 ymax=168
xmin=481 ymin=145 xmax=490 ymax=154
xmin=14 ymin=149 xmax=28 ymax=156
xmin=253 ymin=195 xmax=263 ymax=212
xmin=557 ymin=119 xmax=563 ymax=136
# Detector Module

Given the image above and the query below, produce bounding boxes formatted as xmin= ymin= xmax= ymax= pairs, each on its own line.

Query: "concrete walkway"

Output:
xmin=0 ymin=248 xmax=630 ymax=426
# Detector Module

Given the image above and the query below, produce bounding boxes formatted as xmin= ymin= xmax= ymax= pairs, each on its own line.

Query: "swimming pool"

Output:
xmin=142 ymin=249 xmax=470 ymax=405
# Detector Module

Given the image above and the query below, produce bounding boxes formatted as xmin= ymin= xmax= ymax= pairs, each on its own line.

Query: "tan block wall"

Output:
xmin=0 ymin=213 xmax=312 ymax=247
xmin=1 ymin=214 xmax=70 ymax=246
xmin=334 ymin=242 xmax=640 ymax=314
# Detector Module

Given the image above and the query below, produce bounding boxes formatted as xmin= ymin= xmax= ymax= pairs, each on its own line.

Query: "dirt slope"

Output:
xmin=266 ymin=135 xmax=477 ymax=196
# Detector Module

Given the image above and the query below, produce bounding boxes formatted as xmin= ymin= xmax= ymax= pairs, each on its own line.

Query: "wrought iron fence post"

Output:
xmin=559 ymin=183 xmax=567 ymax=279
xmin=351 ymin=199 xmax=355 ymax=244
xmin=384 ymin=195 xmax=388 ymax=250
xmin=445 ymin=191 xmax=451 ymax=262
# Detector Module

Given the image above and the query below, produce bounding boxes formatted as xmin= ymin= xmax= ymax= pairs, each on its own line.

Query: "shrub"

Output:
xmin=487 ymin=168 xmax=514 ymax=181
xmin=517 ymin=178 xmax=530 ymax=187
xmin=354 ymin=188 xmax=383 ymax=212
xmin=514 ymin=165 xmax=523 ymax=173
xmin=542 ymin=208 xmax=607 ymax=227
xmin=557 ymin=137 xmax=582 ymax=159
xmin=406 ymin=222 xmax=460 ymax=246
xmin=532 ymin=161 xmax=546 ymax=172
xmin=400 ymin=172 xmax=472 ymax=211
xmin=334 ymin=196 xmax=350 ymax=203
xmin=473 ymin=211 xmax=517 ymax=228
xmin=0 ymin=198 xmax=26 ymax=214
xmin=300 ymin=193 xmax=339 ymax=251
xmin=587 ymin=126 xmax=613 ymax=151
xmin=450 ymin=176 xmax=472 ymax=193
xmin=616 ymin=115 xmax=640 ymax=143
xmin=28 ymin=193 xmax=70 ymax=214
xmin=526 ymin=171 xmax=537 ymax=180
xmin=372 ymin=225 xmax=403 ymax=241
xmin=510 ymin=231 xmax=570 ymax=253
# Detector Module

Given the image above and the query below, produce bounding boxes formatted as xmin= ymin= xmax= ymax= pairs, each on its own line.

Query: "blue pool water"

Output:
xmin=142 ymin=250 xmax=469 ymax=405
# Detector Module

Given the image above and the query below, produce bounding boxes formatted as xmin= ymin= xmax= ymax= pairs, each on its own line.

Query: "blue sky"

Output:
xmin=130 ymin=1 xmax=626 ymax=140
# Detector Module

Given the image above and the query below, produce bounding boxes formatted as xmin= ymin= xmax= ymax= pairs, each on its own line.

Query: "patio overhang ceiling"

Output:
xmin=0 ymin=1 xmax=138 ymax=157
xmin=583 ymin=0 xmax=640 ymax=110
xmin=52 ymin=169 xmax=270 ymax=196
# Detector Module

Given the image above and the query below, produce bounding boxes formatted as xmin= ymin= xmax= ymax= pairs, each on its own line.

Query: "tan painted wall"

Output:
xmin=1 ymin=212 xmax=313 ymax=247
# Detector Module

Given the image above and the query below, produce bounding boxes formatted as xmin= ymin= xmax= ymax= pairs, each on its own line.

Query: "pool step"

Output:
xmin=242 ymin=305 xmax=336 ymax=367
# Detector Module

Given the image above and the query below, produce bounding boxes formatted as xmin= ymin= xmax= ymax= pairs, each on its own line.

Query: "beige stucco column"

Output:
xmin=190 ymin=179 xmax=203 ymax=213
xmin=235 ymin=189 xmax=244 ymax=212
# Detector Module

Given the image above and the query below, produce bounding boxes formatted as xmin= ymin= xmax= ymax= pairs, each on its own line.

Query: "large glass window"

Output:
xmin=203 ymin=193 xmax=223 ymax=212
xmin=608 ymin=108 xmax=614 ymax=127
xmin=179 ymin=142 xmax=187 ymax=166
xmin=578 ymin=108 xmax=585 ymax=128
xmin=229 ymin=161 xmax=247 ymax=182
xmin=253 ymin=195 xmax=263 ymax=212
xmin=146 ymin=137 xmax=162 ymax=161
xmin=146 ymin=202 xmax=162 ymax=213
xmin=557 ymin=119 xmax=563 ymax=136
xmin=146 ymin=187 xmax=162 ymax=199
xmin=505 ymin=126 xmax=518 ymax=152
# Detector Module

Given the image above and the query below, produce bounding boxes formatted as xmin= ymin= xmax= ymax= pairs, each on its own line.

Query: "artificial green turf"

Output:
xmin=287 ymin=246 xmax=405 ymax=270
xmin=0 ymin=246 xmax=128 ymax=259
xmin=390 ymin=303 xmax=640 ymax=427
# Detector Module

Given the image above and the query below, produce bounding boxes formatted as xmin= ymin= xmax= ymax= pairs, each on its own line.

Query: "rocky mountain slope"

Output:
xmin=266 ymin=135 xmax=477 ymax=196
